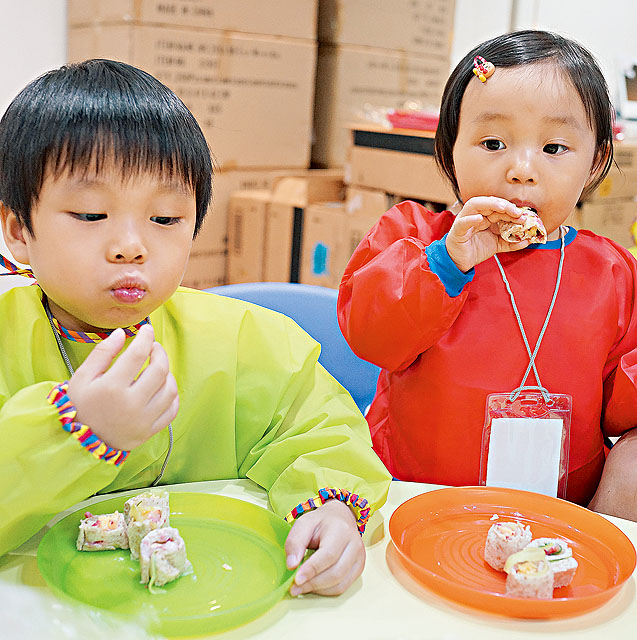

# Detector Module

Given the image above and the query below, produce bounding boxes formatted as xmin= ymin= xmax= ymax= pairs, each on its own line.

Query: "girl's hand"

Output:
xmin=66 ymin=324 xmax=179 ymax=451
xmin=285 ymin=499 xmax=365 ymax=596
xmin=446 ymin=196 xmax=531 ymax=272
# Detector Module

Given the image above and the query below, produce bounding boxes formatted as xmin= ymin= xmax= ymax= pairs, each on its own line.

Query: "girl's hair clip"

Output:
xmin=473 ymin=56 xmax=495 ymax=83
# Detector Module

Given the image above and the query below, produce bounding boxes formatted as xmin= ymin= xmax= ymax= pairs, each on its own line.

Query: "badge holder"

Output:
xmin=481 ymin=228 xmax=571 ymax=498
xmin=479 ymin=389 xmax=571 ymax=499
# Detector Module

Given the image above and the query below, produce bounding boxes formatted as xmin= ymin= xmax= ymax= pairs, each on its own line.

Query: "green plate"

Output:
xmin=37 ymin=492 xmax=296 ymax=636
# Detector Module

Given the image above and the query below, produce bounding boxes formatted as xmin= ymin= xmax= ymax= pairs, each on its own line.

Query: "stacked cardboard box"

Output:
xmin=574 ymin=141 xmax=637 ymax=249
xmin=312 ymin=0 xmax=455 ymax=168
xmin=67 ymin=0 xmax=318 ymax=287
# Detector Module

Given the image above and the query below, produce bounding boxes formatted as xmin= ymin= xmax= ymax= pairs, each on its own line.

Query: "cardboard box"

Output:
xmin=227 ymin=190 xmax=271 ymax=283
xmin=181 ymin=250 xmax=227 ymax=289
xmin=194 ymin=168 xmax=296 ymax=256
xmin=68 ymin=0 xmax=318 ymax=40
xmin=346 ymin=125 xmax=455 ymax=205
xmin=345 ymin=186 xmax=394 ymax=217
xmin=318 ymin=0 xmax=455 ymax=56
xmin=300 ymin=202 xmax=379 ymax=288
xmin=312 ymin=44 xmax=448 ymax=167
xmin=583 ymin=141 xmax=637 ymax=202
xmin=68 ymin=25 xmax=317 ymax=169
xmin=573 ymin=199 xmax=637 ymax=248
xmin=264 ymin=172 xmax=344 ymax=282
xmin=300 ymin=203 xmax=347 ymax=288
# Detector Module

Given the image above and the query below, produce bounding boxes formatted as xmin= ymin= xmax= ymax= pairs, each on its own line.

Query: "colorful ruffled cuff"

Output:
xmin=284 ymin=487 xmax=371 ymax=535
xmin=47 ymin=382 xmax=129 ymax=466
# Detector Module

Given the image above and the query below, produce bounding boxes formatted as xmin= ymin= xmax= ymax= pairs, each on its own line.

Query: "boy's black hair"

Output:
xmin=435 ymin=30 xmax=614 ymax=201
xmin=0 ymin=59 xmax=213 ymax=236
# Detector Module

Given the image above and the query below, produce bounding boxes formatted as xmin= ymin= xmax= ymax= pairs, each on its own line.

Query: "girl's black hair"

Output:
xmin=0 ymin=59 xmax=213 ymax=236
xmin=434 ymin=30 xmax=614 ymax=201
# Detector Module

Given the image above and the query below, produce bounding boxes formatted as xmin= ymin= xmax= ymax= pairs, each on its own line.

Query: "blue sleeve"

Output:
xmin=424 ymin=234 xmax=474 ymax=297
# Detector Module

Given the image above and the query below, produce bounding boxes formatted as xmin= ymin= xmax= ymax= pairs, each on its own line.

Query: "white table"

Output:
xmin=2 ymin=479 xmax=636 ymax=639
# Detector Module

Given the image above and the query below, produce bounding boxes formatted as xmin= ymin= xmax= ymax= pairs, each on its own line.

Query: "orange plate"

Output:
xmin=388 ymin=486 xmax=636 ymax=618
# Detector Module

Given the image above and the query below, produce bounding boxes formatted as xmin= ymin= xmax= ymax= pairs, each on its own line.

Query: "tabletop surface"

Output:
xmin=2 ymin=479 xmax=636 ymax=640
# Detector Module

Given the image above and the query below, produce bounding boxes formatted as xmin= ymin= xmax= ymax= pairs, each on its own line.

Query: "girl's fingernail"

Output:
xmin=286 ymin=554 xmax=297 ymax=568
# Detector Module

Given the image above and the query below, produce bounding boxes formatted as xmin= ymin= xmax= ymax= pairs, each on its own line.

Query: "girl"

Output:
xmin=338 ymin=30 xmax=637 ymax=516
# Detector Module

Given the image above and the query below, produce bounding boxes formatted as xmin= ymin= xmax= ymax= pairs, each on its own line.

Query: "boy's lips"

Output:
xmin=110 ymin=277 xmax=148 ymax=303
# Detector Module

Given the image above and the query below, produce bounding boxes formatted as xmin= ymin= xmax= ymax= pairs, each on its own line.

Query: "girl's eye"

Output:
xmin=151 ymin=216 xmax=180 ymax=226
xmin=481 ymin=139 xmax=505 ymax=151
xmin=544 ymin=143 xmax=568 ymax=155
xmin=71 ymin=213 xmax=106 ymax=222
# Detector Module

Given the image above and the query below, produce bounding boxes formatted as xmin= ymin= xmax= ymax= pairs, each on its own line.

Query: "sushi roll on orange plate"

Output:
xmin=484 ymin=521 xmax=532 ymax=570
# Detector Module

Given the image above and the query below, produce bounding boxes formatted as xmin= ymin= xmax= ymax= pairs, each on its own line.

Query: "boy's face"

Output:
xmin=452 ymin=63 xmax=598 ymax=240
xmin=1 ymin=164 xmax=197 ymax=332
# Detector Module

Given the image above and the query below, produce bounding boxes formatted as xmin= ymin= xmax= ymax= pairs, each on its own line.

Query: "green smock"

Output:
xmin=0 ymin=285 xmax=391 ymax=556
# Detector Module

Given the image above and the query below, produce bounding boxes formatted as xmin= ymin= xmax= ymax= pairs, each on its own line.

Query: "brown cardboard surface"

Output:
xmin=68 ymin=25 xmax=316 ymax=169
xmin=181 ymin=251 xmax=227 ymax=289
xmin=300 ymin=202 xmax=380 ymax=289
xmin=68 ymin=0 xmax=318 ymax=40
xmin=227 ymin=190 xmax=271 ymax=283
xmin=574 ymin=199 xmax=637 ymax=248
xmin=345 ymin=186 xmax=394 ymax=217
xmin=584 ymin=165 xmax=637 ymax=201
xmin=347 ymin=139 xmax=455 ymax=205
xmin=193 ymin=168 xmax=296 ymax=257
xmin=318 ymin=0 xmax=455 ymax=56
xmin=300 ymin=203 xmax=347 ymax=288
xmin=312 ymin=44 xmax=448 ymax=167
xmin=263 ymin=173 xmax=344 ymax=282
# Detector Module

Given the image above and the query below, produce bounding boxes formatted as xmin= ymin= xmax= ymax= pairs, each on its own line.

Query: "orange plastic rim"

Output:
xmin=389 ymin=486 xmax=636 ymax=618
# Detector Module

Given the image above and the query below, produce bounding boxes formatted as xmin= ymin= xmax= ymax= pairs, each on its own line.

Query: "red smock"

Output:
xmin=338 ymin=201 xmax=637 ymax=505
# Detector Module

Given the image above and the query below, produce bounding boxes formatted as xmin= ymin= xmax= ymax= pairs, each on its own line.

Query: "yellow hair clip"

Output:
xmin=473 ymin=56 xmax=495 ymax=83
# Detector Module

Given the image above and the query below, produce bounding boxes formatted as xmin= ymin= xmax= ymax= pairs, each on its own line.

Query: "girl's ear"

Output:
xmin=585 ymin=142 xmax=612 ymax=191
xmin=0 ymin=204 xmax=30 ymax=265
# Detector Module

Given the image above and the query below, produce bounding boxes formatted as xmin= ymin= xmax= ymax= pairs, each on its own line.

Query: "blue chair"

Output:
xmin=205 ymin=282 xmax=380 ymax=413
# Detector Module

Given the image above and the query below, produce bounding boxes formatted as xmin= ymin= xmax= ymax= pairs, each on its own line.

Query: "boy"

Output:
xmin=0 ymin=59 xmax=391 ymax=597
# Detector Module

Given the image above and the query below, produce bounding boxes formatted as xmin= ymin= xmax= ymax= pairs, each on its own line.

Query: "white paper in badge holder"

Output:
xmin=485 ymin=417 xmax=563 ymax=497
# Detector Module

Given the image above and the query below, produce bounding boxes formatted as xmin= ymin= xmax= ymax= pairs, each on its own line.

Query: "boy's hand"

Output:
xmin=285 ymin=499 xmax=365 ymax=596
xmin=66 ymin=324 xmax=179 ymax=451
xmin=446 ymin=196 xmax=531 ymax=272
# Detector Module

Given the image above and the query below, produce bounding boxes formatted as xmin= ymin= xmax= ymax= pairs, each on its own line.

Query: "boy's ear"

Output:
xmin=0 ymin=204 xmax=30 ymax=265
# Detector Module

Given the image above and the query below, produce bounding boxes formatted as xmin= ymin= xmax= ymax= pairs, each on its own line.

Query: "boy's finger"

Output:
xmin=108 ymin=323 xmax=155 ymax=382
xmin=73 ymin=328 xmax=126 ymax=381
xmin=147 ymin=378 xmax=180 ymax=433
xmin=133 ymin=341 xmax=171 ymax=398
xmin=290 ymin=541 xmax=363 ymax=596
xmin=284 ymin=514 xmax=318 ymax=570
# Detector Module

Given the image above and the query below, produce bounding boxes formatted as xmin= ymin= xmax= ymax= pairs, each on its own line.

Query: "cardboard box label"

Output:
xmin=69 ymin=26 xmax=316 ymax=169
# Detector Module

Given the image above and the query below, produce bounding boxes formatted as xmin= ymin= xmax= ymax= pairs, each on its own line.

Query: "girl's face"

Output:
xmin=452 ymin=63 xmax=598 ymax=240
xmin=1 ymin=162 xmax=197 ymax=332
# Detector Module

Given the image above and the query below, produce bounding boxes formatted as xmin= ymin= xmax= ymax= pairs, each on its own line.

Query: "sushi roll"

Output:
xmin=527 ymin=537 xmax=578 ymax=588
xmin=484 ymin=521 xmax=532 ymax=570
xmin=76 ymin=511 xmax=129 ymax=551
xmin=124 ymin=491 xmax=170 ymax=559
xmin=504 ymin=548 xmax=554 ymax=599
xmin=139 ymin=527 xmax=192 ymax=590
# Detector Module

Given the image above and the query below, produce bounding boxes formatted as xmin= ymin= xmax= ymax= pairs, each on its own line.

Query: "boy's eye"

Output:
xmin=481 ymin=139 xmax=505 ymax=151
xmin=71 ymin=213 xmax=106 ymax=222
xmin=543 ymin=143 xmax=568 ymax=155
xmin=151 ymin=216 xmax=180 ymax=226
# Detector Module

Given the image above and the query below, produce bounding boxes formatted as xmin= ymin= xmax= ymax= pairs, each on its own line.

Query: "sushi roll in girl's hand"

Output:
xmin=139 ymin=527 xmax=192 ymax=592
xmin=498 ymin=207 xmax=547 ymax=244
xmin=504 ymin=548 xmax=554 ymax=599
xmin=527 ymin=537 xmax=578 ymax=588
xmin=484 ymin=521 xmax=532 ymax=570
xmin=76 ymin=511 xmax=129 ymax=551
